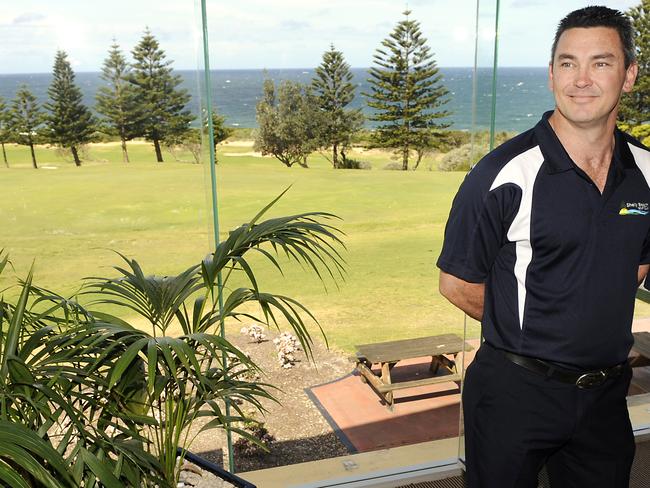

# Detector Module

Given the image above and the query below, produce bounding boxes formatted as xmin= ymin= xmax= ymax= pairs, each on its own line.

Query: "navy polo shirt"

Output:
xmin=437 ymin=111 xmax=650 ymax=368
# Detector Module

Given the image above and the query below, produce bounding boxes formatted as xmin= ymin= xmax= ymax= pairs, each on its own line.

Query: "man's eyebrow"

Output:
xmin=592 ymin=52 xmax=616 ymax=60
xmin=556 ymin=52 xmax=617 ymax=61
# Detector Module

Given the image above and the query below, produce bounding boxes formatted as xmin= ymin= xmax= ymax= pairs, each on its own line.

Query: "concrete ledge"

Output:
xmin=242 ymin=437 xmax=459 ymax=488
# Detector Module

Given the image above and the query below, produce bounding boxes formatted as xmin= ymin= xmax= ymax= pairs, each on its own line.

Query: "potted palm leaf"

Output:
xmin=0 ymin=194 xmax=344 ymax=486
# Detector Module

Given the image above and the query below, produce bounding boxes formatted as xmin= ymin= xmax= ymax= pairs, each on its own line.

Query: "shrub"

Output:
xmin=383 ymin=162 xmax=403 ymax=170
xmin=438 ymin=143 xmax=489 ymax=171
xmin=435 ymin=129 xmax=471 ymax=151
xmin=233 ymin=419 xmax=276 ymax=458
xmin=341 ymin=157 xmax=371 ymax=170
xmin=622 ymin=124 xmax=650 ymax=147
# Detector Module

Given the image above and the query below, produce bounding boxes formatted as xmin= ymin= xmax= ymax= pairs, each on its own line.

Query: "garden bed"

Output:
xmin=188 ymin=326 xmax=352 ymax=474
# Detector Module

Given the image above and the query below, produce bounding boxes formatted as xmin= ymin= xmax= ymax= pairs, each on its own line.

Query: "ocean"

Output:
xmin=0 ymin=67 xmax=555 ymax=133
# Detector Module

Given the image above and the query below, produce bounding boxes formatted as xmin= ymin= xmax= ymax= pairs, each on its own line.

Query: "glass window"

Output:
xmin=202 ymin=0 xmax=497 ymax=484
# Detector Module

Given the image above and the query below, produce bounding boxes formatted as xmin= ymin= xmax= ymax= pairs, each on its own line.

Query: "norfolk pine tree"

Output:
xmin=0 ymin=97 xmax=9 ymax=167
xmin=9 ymin=86 xmax=44 ymax=169
xmin=45 ymin=50 xmax=95 ymax=166
xmin=311 ymin=45 xmax=363 ymax=169
xmin=620 ymin=0 xmax=650 ymax=125
xmin=96 ymin=41 xmax=142 ymax=163
xmin=129 ymin=29 xmax=194 ymax=162
xmin=365 ymin=10 xmax=450 ymax=170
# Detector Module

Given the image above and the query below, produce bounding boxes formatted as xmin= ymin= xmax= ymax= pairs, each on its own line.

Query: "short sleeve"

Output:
xmin=436 ymin=168 xmax=520 ymax=283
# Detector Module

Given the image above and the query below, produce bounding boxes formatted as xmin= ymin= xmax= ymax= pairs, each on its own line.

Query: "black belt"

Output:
xmin=499 ymin=349 xmax=626 ymax=389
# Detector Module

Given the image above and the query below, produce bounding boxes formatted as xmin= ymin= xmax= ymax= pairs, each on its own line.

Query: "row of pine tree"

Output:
xmin=0 ymin=11 xmax=453 ymax=172
xmin=256 ymin=10 xmax=451 ymax=171
xmin=0 ymin=29 xmax=192 ymax=168
xmin=3 ymin=3 xmax=647 ymax=171
xmin=254 ymin=3 xmax=650 ymax=172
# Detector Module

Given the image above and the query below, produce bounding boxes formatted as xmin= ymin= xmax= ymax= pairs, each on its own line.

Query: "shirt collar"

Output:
xmin=534 ymin=110 xmax=633 ymax=176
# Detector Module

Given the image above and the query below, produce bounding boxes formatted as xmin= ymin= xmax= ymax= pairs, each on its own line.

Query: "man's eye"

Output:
xmin=560 ymin=62 xmax=573 ymax=68
xmin=596 ymin=62 xmax=609 ymax=67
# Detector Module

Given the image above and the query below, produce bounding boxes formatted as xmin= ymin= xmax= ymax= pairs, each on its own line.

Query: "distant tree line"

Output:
xmin=254 ymin=3 xmax=650 ymax=171
xmin=255 ymin=10 xmax=451 ymax=171
xmin=0 ymin=29 xmax=229 ymax=168
xmin=4 ymin=4 xmax=650 ymax=172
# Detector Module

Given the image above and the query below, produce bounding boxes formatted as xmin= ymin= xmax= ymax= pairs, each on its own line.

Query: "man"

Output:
xmin=437 ymin=6 xmax=649 ymax=488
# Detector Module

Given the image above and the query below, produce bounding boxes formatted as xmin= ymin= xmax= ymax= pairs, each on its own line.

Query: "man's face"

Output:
xmin=548 ymin=26 xmax=637 ymax=127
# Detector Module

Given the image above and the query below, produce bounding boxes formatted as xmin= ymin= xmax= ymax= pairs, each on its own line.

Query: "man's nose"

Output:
xmin=574 ymin=66 xmax=592 ymax=88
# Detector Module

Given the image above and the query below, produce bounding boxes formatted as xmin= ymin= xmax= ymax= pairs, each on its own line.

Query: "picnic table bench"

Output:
xmin=353 ymin=333 xmax=473 ymax=409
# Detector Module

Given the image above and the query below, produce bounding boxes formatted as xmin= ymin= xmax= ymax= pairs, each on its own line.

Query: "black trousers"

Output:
xmin=462 ymin=343 xmax=635 ymax=488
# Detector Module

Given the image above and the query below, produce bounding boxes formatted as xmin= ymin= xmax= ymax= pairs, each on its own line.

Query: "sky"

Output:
xmin=0 ymin=0 xmax=640 ymax=74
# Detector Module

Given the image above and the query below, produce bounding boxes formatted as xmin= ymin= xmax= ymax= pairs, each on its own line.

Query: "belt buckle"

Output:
xmin=575 ymin=371 xmax=607 ymax=389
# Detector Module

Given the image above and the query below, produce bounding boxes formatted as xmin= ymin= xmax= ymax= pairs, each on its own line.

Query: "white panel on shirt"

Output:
xmin=489 ymin=146 xmax=545 ymax=330
xmin=629 ymin=142 xmax=650 ymax=189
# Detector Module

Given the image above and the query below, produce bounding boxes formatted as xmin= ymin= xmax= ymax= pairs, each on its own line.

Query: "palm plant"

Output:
xmin=83 ymin=194 xmax=345 ymax=483
xmin=0 ymin=195 xmax=344 ymax=486
xmin=0 ymin=251 xmax=164 ymax=487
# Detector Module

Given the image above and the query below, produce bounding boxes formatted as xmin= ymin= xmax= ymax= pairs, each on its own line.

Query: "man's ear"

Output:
xmin=623 ymin=61 xmax=638 ymax=93
xmin=547 ymin=62 xmax=554 ymax=92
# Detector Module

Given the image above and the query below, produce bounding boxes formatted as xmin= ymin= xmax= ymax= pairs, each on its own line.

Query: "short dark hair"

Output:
xmin=551 ymin=5 xmax=636 ymax=68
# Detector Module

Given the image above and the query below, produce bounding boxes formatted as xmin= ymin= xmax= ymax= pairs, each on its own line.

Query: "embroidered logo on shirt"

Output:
xmin=619 ymin=202 xmax=649 ymax=216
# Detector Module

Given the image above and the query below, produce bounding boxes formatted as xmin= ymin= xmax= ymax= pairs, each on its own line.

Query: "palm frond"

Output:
xmin=84 ymin=253 xmax=202 ymax=333
xmin=0 ymin=420 xmax=76 ymax=488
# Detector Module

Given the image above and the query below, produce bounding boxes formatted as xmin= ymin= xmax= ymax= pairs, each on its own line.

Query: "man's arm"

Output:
xmin=639 ymin=264 xmax=650 ymax=286
xmin=439 ymin=271 xmax=485 ymax=322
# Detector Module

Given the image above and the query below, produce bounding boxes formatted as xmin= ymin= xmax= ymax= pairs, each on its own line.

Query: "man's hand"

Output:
xmin=439 ymin=271 xmax=485 ymax=322
xmin=639 ymin=264 xmax=650 ymax=286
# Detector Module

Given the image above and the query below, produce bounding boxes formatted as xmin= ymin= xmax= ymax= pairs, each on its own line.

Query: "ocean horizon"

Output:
xmin=0 ymin=67 xmax=555 ymax=133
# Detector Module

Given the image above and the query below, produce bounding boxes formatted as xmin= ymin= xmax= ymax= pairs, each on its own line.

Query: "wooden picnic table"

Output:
xmin=353 ymin=333 xmax=473 ymax=409
xmin=631 ymin=331 xmax=650 ymax=368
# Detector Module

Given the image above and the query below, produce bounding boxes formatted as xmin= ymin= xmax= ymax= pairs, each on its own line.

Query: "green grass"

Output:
xmin=1 ymin=141 xmax=648 ymax=352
